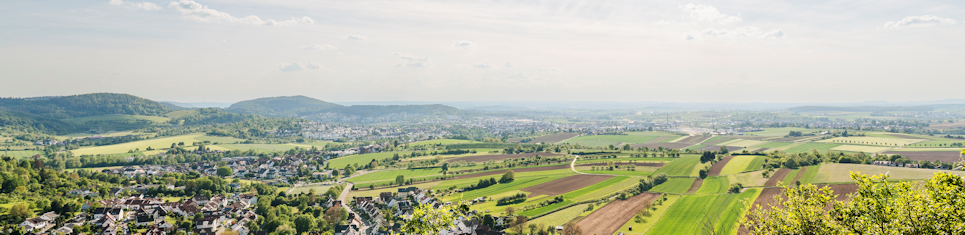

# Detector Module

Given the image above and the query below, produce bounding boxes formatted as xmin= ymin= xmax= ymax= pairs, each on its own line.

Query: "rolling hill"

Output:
xmin=226 ymin=95 xmax=462 ymax=118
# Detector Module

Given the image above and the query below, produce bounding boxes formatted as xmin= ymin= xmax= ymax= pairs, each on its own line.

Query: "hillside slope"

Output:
xmin=0 ymin=93 xmax=170 ymax=119
xmin=226 ymin=95 xmax=343 ymax=117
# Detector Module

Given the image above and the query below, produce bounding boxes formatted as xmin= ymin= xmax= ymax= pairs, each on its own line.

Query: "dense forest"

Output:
xmin=0 ymin=93 xmax=169 ymax=119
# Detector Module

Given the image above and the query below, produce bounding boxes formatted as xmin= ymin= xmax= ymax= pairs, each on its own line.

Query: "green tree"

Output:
xmin=275 ymin=224 xmax=296 ymax=235
xmin=499 ymin=170 xmax=515 ymax=183
xmin=217 ymin=166 xmax=233 ymax=177
xmin=10 ymin=204 xmax=30 ymax=220
xmin=293 ymin=214 xmax=315 ymax=234
xmin=396 ymin=175 xmax=405 ymax=185
xmin=401 ymin=204 xmax=469 ymax=234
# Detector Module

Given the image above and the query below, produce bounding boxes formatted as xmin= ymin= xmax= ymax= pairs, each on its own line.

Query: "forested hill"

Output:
xmin=226 ymin=95 xmax=463 ymax=117
xmin=0 ymin=93 xmax=169 ymax=119
xmin=226 ymin=95 xmax=343 ymax=117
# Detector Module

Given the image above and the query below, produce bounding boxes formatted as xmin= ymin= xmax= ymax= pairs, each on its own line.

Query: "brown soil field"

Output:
xmin=927 ymin=122 xmax=965 ymax=129
xmin=646 ymin=136 xmax=677 ymax=143
xmin=697 ymin=145 xmax=743 ymax=152
xmin=577 ymin=193 xmax=661 ymax=235
xmin=792 ymin=166 xmax=808 ymax=183
xmin=764 ymin=169 xmax=791 ymax=187
xmin=686 ymin=178 xmax=703 ymax=194
xmin=707 ymin=156 xmax=735 ymax=176
xmin=452 ymin=164 xmax=571 ymax=180
xmin=703 ymin=137 xmax=735 ymax=145
xmin=447 ymin=152 xmax=564 ymax=162
xmin=883 ymin=151 xmax=961 ymax=162
xmin=522 ymin=175 xmax=613 ymax=197
xmin=677 ymin=136 xmax=711 ymax=145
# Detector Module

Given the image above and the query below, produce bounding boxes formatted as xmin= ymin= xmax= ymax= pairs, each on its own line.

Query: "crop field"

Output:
xmin=289 ymin=184 xmax=332 ymax=195
xmin=799 ymin=165 xmax=821 ymax=185
xmin=830 ymin=145 xmax=892 ymax=153
xmin=718 ymin=139 xmax=769 ymax=148
xmin=616 ymin=194 xmax=681 ymax=234
xmin=671 ymin=136 xmax=710 ymax=144
xmin=727 ymin=170 xmax=768 ymax=187
xmin=706 ymin=156 xmax=734 ymax=176
xmin=1 ymin=150 xmax=42 ymax=158
xmin=218 ymin=143 xmax=301 ymax=153
xmin=695 ymin=176 xmax=729 ymax=194
xmin=580 ymin=170 xmax=655 ymax=177
xmin=522 ymin=175 xmax=613 ymax=197
xmin=446 ymin=152 xmax=564 ymax=162
xmin=783 ymin=143 xmax=843 ymax=153
xmin=327 ymin=151 xmax=412 ymax=169
xmin=814 ymin=163 xmax=965 ymax=183
xmin=753 ymin=141 xmax=793 ymax=149
xmin=562 ymin=134 xmax=660 ymax=147
xmin=719 ymin=155 xmax=755 ymax=175
xmin=654 ymin=155 xmax=700 ymax=176
xmin=781 ymin=168 xmax=802 ymax=186
xmin=346 ymin=168 xmax=445 ymax=183
xmin=71 ymin=133 xmax=220 ymax=155
xmin=566 ymin=176 xmax=639 ymax=202
xmin=702 ymin=136 xmax=735 ymax=145
xmin=648 ymin=189 xmax=760 ymax=235
xmin=882 ymin=151 xmax=961 ymax=162
xmin=576 ymin=192 xmax=661 ymax=235
xmin=511 ymin=132 xmax=580 ymax=144
xmin=528 ymin=204 xmax=589 ymax=227
xmin=650 ymin=178 xmax=696 ymax=194
xmin=819 ymin=136 xmax=923 ymax=146
xmin=765 ymin=169 xmax=791 ymax=186
xmin=745 ymin=127 xmax=813 ymax=137
xmin=410 ymin=139 xmax=476 ymax=145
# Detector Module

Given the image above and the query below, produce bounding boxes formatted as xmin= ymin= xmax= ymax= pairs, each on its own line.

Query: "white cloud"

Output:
xmin=884 ymin=15 xmax=957 ymax=28
xmin=345 ymin=34 xmax=366 ymax=40
xmin=278 ymin=62 xmax=328 ymax=72
xmin=507 ymin=73 xmax=528 ymax=79
xmin=680 ymin=3 xmax=741 ymax=24
xmin=392 ymin=53 xmax=432 ymax=68
xmin=685 ymin=27 xmax=786 ymax=40
xmin=504 ymin=62 xmax=513 ymax=68
xmin=470 ymin=63 xmax=494 ymax=69
xmin=453 ymin=40 xmax=477 ymax=49
xmin=655 ymin=20 xmax=675 ymax=25
xmin=301 ymin=44 xmax=338 ymax=51
xmin=539 ymin=68 xmax=562 ymax=73
xmin=109 ymin=0 xmax=161 ymax=10
xmin=168 ymin=0 xmax=313 ymax=26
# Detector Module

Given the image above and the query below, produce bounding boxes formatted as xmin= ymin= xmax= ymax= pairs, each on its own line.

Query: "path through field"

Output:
xmin=685 ymin=178 xmax=703 ymax=194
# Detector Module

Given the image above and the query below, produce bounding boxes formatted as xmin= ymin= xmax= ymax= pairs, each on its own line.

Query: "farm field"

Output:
xmin=702 ymin=136 xmax=735 ymax=145
xmin=882 ymin=151 xmax=960 ymax=162
xmin=565 ymin=176 xmax=639 ymax=202
xmin=615 ymin=194 xmax=681 ymax=235
xmin=744 ymin=127 xmax=813 ymax=137
xmin=830 ymin=145 xmax=892 ymax=153
xmin=562 ymin=134 xmax=660 ymax=147
xmin=218 ymin=143 xmax=301 ymax=153
xmin=648 ymin=188 xmax=760 ymax=235
xmin=1 ymin=150 xmax=42 ymax=158
xmin=522 ymin=175 xmax=613 ymax=197
xmin=783 ymin=143 xmax=843 ymax=154
xmin=580 ymin=170 xmax=655 ymax=177
xmin=753 ymin=141 xmax=793 ymax=149
xmin=54 ymin=131 xmax=136 ymax=140
xmin=576 ymin=193 xmax=661 ymax=235
xmin=650 ymin=178 xmax=696 ymax=194
xmin=813 ymin=163 xmax=965 ymax=183
xmin=346 ymin=168 xmax=445 ymax=183
xmin=819 ymin=136 xmax=923 ymax=146
xmin=327 ymin=151 xmax=412 ymax=169
xmin=695 ymin=176 xmax=729 ymax=194
xmin=781 ymin=168 xmax=802 ymax=186
xmin=706 ymin=156 xmax=734 ymax=176
xmin=654 ymin=155 xmax=700 ymax=176
xmin=446 ymin=152 xmax=564 ymax=162
xmin=410 ymin=139 xmax=477 ymax=145
xmin=727 ymin=170 xmax=768 ymax=187
xmin=799 ymin=165 xmax=821 ymax=185
xmin=718 ymin=139 xmax=768 ymax=148
xmin=528 ymin=204 xmax=589 ymax=227
xmin=510 ymin=132 xmax=580 ymax=144
xmin=70 ymin=133 xmax=229 ymax=155
xmin=718 ymin=155 xmax=757 ymax=175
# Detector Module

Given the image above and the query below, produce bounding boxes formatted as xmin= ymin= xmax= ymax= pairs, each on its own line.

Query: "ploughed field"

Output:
xmin=576 ymin=193 xmax=661 ymax=235
xmin=446 ymin=152 xmax=564 ymax=162
xmin=521 ymin=175 xmax=613 ymax=197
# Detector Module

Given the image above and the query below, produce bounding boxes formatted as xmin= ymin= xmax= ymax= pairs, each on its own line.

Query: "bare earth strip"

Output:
xmin=703 ymin=137 xmax=735 ymax=146
xmin=685 ymin=178 xmax=703 ymax=194
xmin=707 ymin=156 xmax=735 ymax=176
xmin=522 ymin=174 xmax=613 ymax=197
xmin=791 ymin=166 xmax=808 ymax=183
xmin=764 ymin=169 xmax=791 ymax=187
xmin=576 ymin=193 xmax=661 ymax=235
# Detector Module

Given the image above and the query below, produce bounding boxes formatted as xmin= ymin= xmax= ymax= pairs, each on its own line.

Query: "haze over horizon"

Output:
xmin=2 ymin=0 xmax=963 ymax=103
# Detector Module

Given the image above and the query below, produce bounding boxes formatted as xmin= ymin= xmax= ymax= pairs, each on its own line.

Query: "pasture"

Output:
xmin=289 ymin=184 xmax=332 ymax=195
xmin=813 ymin=163 xmax=965 ymax=183
xmin=654 ymin=155 xmax=700 ymax=176
xmin=70 ymin=133 xmax=234 ymax=155
xmin=718 ymin=155 xmax=758 ymax=175
xmin=830 ymin=145 xmax=892 ymax=153
xmin=1 ymin=150 xmax=42 ymax=159
xmin=718 ymin=139 xmax=768 ymax=148
xmin=562 ymin=134 xmax=660 ymax=147
xmin=649 ymin=178 xmax=696 ymax=194
xmin=327 ymin=151 xmax=412 ymax=169
xmin=615 ymin=194 xmax=681 ymax=235
xmin=783 ymin=143 xmax=843 ymax=153
xmin=410 ymin=139 xmax=476 ymax=145
xmin=528 ymin=204 xmax=589 ymax=227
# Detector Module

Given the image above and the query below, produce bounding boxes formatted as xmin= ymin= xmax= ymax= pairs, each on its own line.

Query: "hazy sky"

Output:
xmin=1 ymin=0 xmax=963 ymax=103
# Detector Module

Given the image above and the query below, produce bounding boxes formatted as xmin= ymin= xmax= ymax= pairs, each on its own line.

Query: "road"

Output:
xmin=337 ymin=182 xmax=372 ymax=234
xmin=571 ymin=155 xmax=585 ymax=174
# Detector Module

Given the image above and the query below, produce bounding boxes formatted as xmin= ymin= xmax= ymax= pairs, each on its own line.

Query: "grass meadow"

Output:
xmin=813 ymin=163 xmax=965 ymax=183
xmin=649 ymin=178 xmax=696 ymax=194
xmin=647 ymin=188 xmax=760 ymax=235
xmin=654 ymin=155 xmax=700 ymax=176
xmin=695 ymin=176 xmax=729 ymax=194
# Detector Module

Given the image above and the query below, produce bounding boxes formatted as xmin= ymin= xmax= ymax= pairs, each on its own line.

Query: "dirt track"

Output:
xmin=883 ymin=151 xmax=961 ymax=162
xmin=522 ymin=175 xmax=613 ymax=197
xmin=447 ymin=152 xmax=564 ymax=162
xmin=686 ymin=178 xmax=703 ymax=194
xmin=707 ymin=156 xmax=735 ymax=176
xmin=791 ymin=166 xmax=808 ymax=183
xmin=764 ymin=169 xmax=791 ymax=186
xmin=577 ymin=193 xmax=660 ymax=235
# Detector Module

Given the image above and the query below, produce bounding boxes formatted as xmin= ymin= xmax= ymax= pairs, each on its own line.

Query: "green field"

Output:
xmin=562 ymin=134 xmax=661 ymax=147
xmin=799 ymin=164 xmax=821 ymax=185
xmin=813 ymin=163 xmax=965 ymax=183
xmin=783 ymin=143 xmax=843 ymax=154
xmin=289 ymin=184 xmax=333 ymax=195
xmin=695 ymin=176 xmax=729 ymax=194
xmin=581 ymin=170 xmax=655 ymax=176
xmin=781 ymin=168 xmax=801 ymax=186
xmin=744 ymin=127 xmax=813 ymax=137
xmin=819 ymin=136 xmax=923 ymax=146
xmin=654 ymin=155 xmax=700 ymax=176
xmin=327 ymin=151 xmax=412 ymax=169
xmin=0 ymin=150 xmax=43 ymax=159
xmin=410 ymin=139 xmax=477 ymax=145
xmin=70 ymin=133 xmax=246 ymax=155
xmin=616 ymin=194 xmax=681 ymax=234
xmin=743 ymin=155 xmax=765 ymax=172
xmin=528 ymin=204 xmax=589 ymax=227
xmin=218 ymin=143 xmax=301 ymax=153
xmin=754 ymin=141 xmax=792 ymax=149
xmin=649 ymin=178 xmax=696 ymax=194
xmin=568 ymin=176 xmax=640 ymax=202
xmin=830 ymin=145 xmax=892 ymax=153
xmin=647 ymin=189 xmax=760 ymax=235
xmin=347 ymin=168 xmax=445 ymax=183
xmin=718 ymin=139 xmax=768 ymax=148
xmin=718 ymin=155 xmax=757 ymax=175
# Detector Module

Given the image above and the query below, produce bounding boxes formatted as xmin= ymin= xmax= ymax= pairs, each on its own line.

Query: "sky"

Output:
xmin=1 ymin=0 xmax=963 ymax=103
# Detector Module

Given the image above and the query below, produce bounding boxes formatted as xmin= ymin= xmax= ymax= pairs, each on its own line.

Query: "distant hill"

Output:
xmin=226 ymin=95 xmax=343 ymax=117
xmin=226 ymin=95 xmax=462 ymax=117
xmin=470 ymin=105 xmax=530 ymax=111
xmin=162 ymin=101 xmax=234 ymax=108
xmin=0 ymin=93 xmax=170 ymax=119
xmin=788 ymin=106 xmax=935 ymax=113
